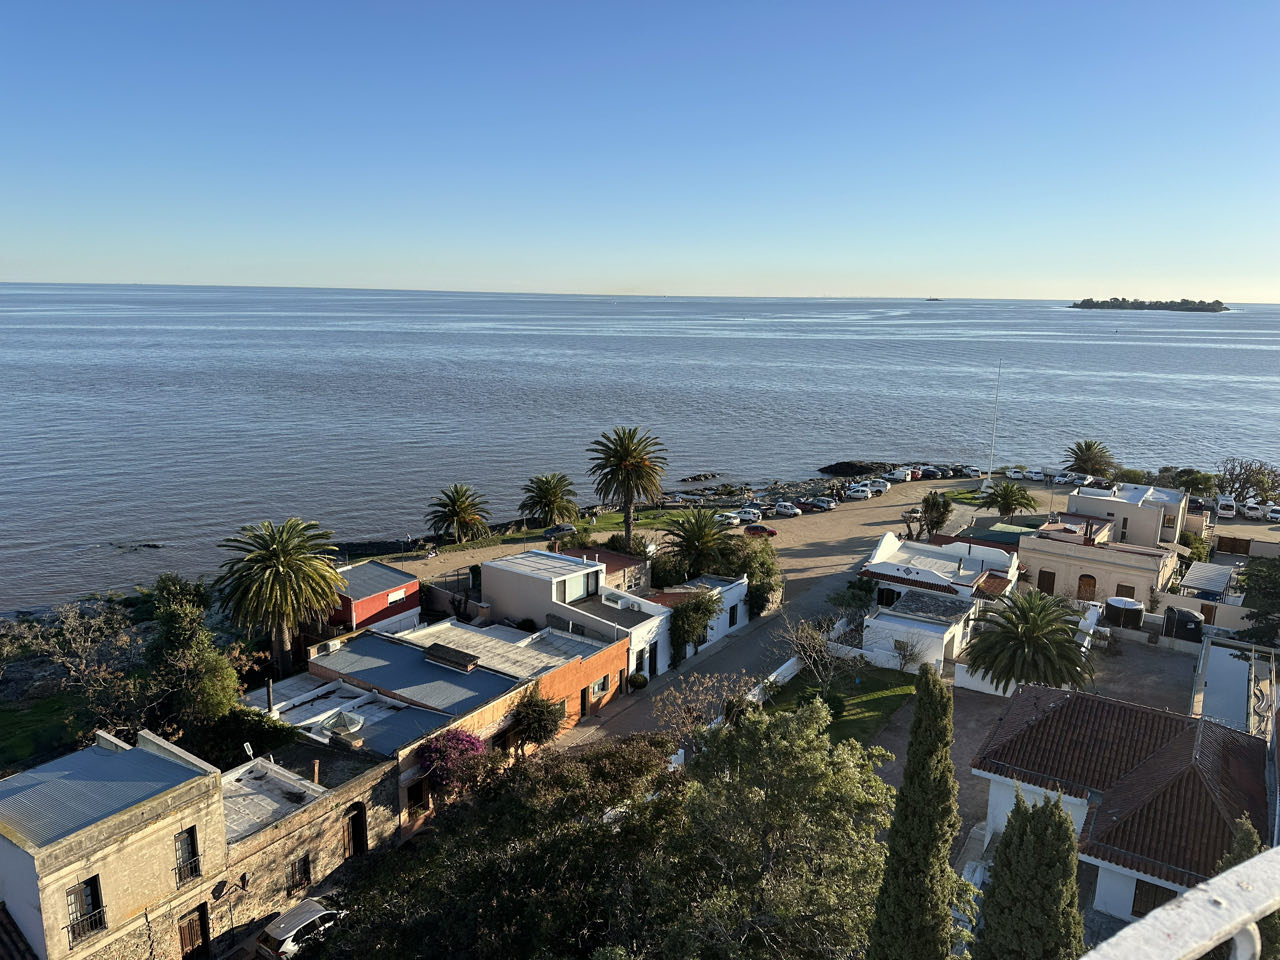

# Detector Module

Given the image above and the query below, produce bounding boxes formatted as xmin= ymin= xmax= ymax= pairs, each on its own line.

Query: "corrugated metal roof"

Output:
xmin=337 ymin=560 xmax=416 ymax=600
xmin=0 ymin=744 xmax=205 ymax=848
xmin=1180 ymin=562 xmax=1232 ymax=596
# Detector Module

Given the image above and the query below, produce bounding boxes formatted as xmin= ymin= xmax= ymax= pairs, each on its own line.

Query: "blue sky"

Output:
xmin=2 ymin=1 xmax=1276 ymax=299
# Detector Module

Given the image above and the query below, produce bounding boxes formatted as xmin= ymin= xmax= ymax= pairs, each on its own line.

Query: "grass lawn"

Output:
xmin=768 ymin=666 xmax=915 ymax=745
xmin=943 ymin=487 xmax=986 ymax=506
xmin=0 ymin=692 xmax=86 ymax=772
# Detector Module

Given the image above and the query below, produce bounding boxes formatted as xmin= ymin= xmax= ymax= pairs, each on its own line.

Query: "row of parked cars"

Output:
xmin=1215 ymin=494 xmax=1280 ymax=522
xmin=883 ymin=464 xmax=982 ymax=482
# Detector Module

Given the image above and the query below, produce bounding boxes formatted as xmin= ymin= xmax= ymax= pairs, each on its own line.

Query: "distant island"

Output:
xmin=1069 ymin=297 xmax=1229 ymax=313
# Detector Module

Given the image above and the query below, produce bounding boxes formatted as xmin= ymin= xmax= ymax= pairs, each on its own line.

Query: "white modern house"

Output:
xmin=1066 ymin=483 xmax=1189 ymax=548
xmin=859 ymin=532 xmax=1018 ymax=605
xmin=972 ymin=687 xmax=1269 ymax=924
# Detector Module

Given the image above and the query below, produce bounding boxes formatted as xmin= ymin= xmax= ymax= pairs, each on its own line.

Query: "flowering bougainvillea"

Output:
xmin=416 ymin=727 xmax=487 ymax=794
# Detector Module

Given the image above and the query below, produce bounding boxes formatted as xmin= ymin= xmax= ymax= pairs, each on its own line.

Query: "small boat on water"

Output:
xmin=925 ymin=297 xmax=943 ymax=301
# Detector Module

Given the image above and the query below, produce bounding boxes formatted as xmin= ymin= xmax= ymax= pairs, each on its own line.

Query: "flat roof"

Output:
xmin=868 ymin=610 xmax=950 ymax=635
xmin=399 ymin=620 xmax=568 ymax=679
xmin=484 ymin=550 xmax=602 ymax=580
xmin=890 ymin=591 xmax=975 ymax=623
xmin=569 ymin=594 xmax=655 ymax=629
xmin=559 ymin=547 xmax=647 ymax=575
xmin=337 ymin=560 xmax=416 ymax=599
xmin=1073 ymin=484 xmax=1186 ymax=506
xmin=0 ymin=741 xmax=206 ymax=848
xmin=311 ymin=632 xmax=519 ymax=716
xmin=222 ymin=757 xmax=327 ymax=843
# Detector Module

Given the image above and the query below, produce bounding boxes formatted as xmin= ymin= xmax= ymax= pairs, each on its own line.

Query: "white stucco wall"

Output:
xmin=0 ymin=837 xmax=44 ymax=959
xmin=1093 ymin=866 xmax=1139 ymax=921
xmin=980 ymin=775 xmax=1090 ymax=849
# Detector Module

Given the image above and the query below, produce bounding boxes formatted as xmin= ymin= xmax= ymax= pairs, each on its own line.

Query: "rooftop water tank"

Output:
xmin=1163 ymin=606 xmax=1204 ymax=643
xmin=1105 ymin=596 xmax=1145 ymax=630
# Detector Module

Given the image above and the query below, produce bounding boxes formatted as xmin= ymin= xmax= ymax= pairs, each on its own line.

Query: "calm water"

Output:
xmin=2 ymin=283 xmax=1278 ymax=609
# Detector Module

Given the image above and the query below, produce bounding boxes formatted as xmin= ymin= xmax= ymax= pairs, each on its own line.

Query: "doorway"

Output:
xmin=580 ymin=686 xmax=589 ymax=718
xmin=1077 ymin=575 xmax=1097 ymax=602
xmin=177 ymin=905 xmax=209 ymax=960
xmin=342 ymin=803 xmax=368 ymax=858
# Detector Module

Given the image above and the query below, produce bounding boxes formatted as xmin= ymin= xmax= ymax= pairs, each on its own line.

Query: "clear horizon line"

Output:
xmin=0 ymin=278 xmax=1263 ymax=305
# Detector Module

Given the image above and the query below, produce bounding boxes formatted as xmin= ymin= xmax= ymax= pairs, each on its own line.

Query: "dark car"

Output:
xmin=744 ymin=501 xmax=776 ymax=518
xmin=1188 ymin=496 xmax=1207 ymax=513
xmin=743 ymin=524 xmax=779 ymax=537
xmin=920 ymin=468 xmax=942 ymax=480
xmin=544 ymin=523 xmax=577 ymax=538
xmin=795 ymin=499 xmax=823 ymax=513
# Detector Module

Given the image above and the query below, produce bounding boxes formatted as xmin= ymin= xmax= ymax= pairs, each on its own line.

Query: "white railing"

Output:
xmin=1084 ymin=846 xmax=1280 ymax=960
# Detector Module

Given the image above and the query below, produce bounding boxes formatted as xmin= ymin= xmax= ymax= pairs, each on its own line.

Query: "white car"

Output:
xmin=1006 ymin=469 xmax=1024 ymax=480
xmin=868 ymin=479 xmax=891 ymax=494
xmin=773 ymin=502 xmax=802 ymax=517
xmin=1026 ymin=469 xmax=1045 ymax=481
xmin=1054 ymin=472 xmax=1075 ymax=484
xmin=1268 ymin=506 xmax=1280 ymax=523
xmin=256 ymin=898 xmax=346 ymax=958
xmin=966 ymin=466 xmax=983 ymax=478
xmin=1242 ymin=503 xmax=1265 ymax=521
xmin=1073 ymin=474 xmax=1094 ymax=486
xmin=732 ymin=508 xmax=761 ymax=523
xmin=846 ymin=487 xmax=872 ymax=501
xmin=712 ymin=512 xmax=740 ymax=526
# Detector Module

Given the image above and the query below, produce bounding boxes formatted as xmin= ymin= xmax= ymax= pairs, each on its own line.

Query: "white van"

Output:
xmin=1216 ymin=495 xmax=1237 ymax=519
xmin=885 ymin=468 xmax=912 ymax=482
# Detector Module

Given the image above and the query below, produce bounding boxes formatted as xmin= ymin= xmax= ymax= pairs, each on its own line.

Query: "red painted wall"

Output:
xmin=329 ymin=581 xmax=420 ymax=630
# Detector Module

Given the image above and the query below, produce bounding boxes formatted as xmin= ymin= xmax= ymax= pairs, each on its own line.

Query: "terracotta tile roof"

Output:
xmin=974 ymin=575 xmax=1013 ymax=599
xmin=972 ymin=688 xmax=1268 ymax=886
xmin=857 ymin=569 xmax=959 ymax=595
xmin=0 ymin=903 xmax=37 ymax=960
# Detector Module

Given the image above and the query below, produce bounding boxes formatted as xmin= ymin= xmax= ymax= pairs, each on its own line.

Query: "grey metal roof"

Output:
xmin=890 ymin=591 xmax=976 ymax=623
xmin=569 ymin=595 xmax=655 ymax=629
xmin=356 ymin=708 xmax=452 ymax=756
xmin=0 ymin=745 xmax=205 ymax=848
xmin=311 ymin=633 xmax=519 ymax=716
xmin=402 ymin=622 xmax=567 ymax=679
xmin=484 ymin=550 xmax=602 ymax=580
xmin=337 ymin=560 xmax=416 ymax=600
xmin=1180 ymin=562 xmax=1232 ymax=596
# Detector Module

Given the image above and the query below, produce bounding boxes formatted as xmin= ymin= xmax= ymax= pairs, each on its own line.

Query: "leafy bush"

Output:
xmin=650 ymin=552 xmax=690 ymax=589
xmin=178 ymin=706 xmax=298 ymax=770
xmin=670 ymin=592 xmax=724 ymax=668
xmin=557 ymin=528 xmax=598 ymax=549
xmin=1179 ymin=531 xmax=1210 ymax=563
xmin=417 ymin=728 xmax=488 ymax=794
xmin=511 ymin=686 xmax=565 ymax=753
xmin=628 ymin=672 xmax=648 ymax=690
xmin=604 ymin=532 xmax=657 ymax=558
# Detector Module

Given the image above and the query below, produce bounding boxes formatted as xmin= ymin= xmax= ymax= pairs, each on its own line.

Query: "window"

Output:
xmin=387 ymin=588 xmax=406 ymax=603
xmin=1037 ymin=569 xmax=1056 ymax=594
xmin=729 ymin=604 xmax=738 ymax=628
xmin=1132 ymin=879 xmax=1177 ymax=917
xmin=590 ymin=674 xmax=609 ymax=698
xmin=174 ymin=826 xmax=201 ymax=885
xmin=406 ymin=779 xmax=429 ymax=815
xmin=1163 ymin=515 xmax=1175 ymax=528
xmin=555 ymin=579 xmax=567 ymax=603
xmin=286 ymin=854 xmax=312 ymax=894
xmin=1115 ymin=584 xmax=1136 ymax=599
xmin=65 ymin=876 xmax=105 ymax=946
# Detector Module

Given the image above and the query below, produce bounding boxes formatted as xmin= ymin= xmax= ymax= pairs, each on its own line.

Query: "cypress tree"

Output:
xmin=867 ymin=663 xmax=967 ymax=960
xmin=973 ymin=792 xmax=1085 ymax=960
xmin=1212 ymin=816 xmax=1280 ymax=960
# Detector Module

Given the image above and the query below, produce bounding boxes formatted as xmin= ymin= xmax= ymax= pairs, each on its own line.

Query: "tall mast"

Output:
xmin=987 ymin=359 xmax=1002 ymax=482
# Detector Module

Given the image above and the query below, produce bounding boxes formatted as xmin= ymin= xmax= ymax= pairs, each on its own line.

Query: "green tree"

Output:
xmin=1239 ymin=557 xmax=1280 ymax=647
xmin=966 ymin=590 xmax=1094 ymax=694
xmin=973 ymin=792 xmax=1085 ymax=960
xmin=510 ymin=685 xmax=565 ymax=754
xmin=652 ymin=701 xmax=895 ymax=960
xmin=717 ymin=536 xmax=784 ymax=616
xmin=1112 ymin=467 xmax=1152 ymax=485
xmin=518 ymin=472 xmax=580 ymax=526
xmin=867 ymin=664 xmax=973 ymax=960
xmin=668 ymin=590 xmax=724 ymax=668
xmin=978 ymin=480 xmax=1040 ymax=520
xmin=663 ymin=509 xmax=734 ymax=578
xmin=1179 ymin=530 xmax=1210 ymax=563
xmin=1063 ymin=439 xmax=1116 ymax=476
xmin=1211 ymin=816 xmax=1280 ymax=960
xmin=214 ymin=517 xmax=347 ymax=676
xmin=587 ymin=426 xmax=668 ymax=548
xmin=426 ymin=483 xmax=493 ymax=544
xmin=920 ymin=490 xmax=953 ymax=537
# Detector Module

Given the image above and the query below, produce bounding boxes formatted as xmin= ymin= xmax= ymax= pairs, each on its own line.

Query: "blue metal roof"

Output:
xmin=357 ymin=708 xmax=452 ymax=757
xmin=312 ymin=633 xmax=519 ymax=716
xmin=0 ymin=745 xmax=205 ymax=848
xmin=338 ymin=561 xmax=416 ymax=600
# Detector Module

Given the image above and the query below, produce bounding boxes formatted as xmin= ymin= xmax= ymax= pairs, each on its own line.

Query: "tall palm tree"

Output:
xmin=426 ymin=483 xmax=492 ymax=544
xmin=964 ymin=590 xmax=1093 ymax=694
xmin=518 ymin=472 xmax=579 ymax=526
xmin=978 ymin=481 xmax=1039 ymax=520
xmin=586 ymin=426 xmax=668 ymax=547
xmin=664 ymin=509 xmax=734 ymax=578
xmin=1063 ymin=439 xmax=1116 ymax=476
xmin=214 ymin=518 xmax=347 ymax=677
xmin=920 ymin=491 xmax=953 ymax=537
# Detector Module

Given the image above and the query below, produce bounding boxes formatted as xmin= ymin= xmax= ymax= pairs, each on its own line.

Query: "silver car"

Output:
xmin=256 ymin=898 xmax=346 ymax=958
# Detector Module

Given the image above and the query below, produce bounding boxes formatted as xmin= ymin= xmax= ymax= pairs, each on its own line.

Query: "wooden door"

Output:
xmin=177 ymin=906 xmax=208 ymax=960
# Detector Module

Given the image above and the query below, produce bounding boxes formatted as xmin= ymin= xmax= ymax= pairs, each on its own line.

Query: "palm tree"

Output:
xmin=964 ymin=590 xmax=1093 ymax=694
xmin=978 ymin=481 xmax=1039 ymax=520
xmin=1063 ymin=439 xmax=1116 ymax=476
xmin=214 ymin=518 xmax=347 ymax=677
xmin=426 ymin=483 xmax=492 ymax=544
xmin=518 ymin=473 xmax=579 ymax=527
xmin=920 ymin=491 xmax=953 ymax=537
xmin=664 ymin=509 xmax=734 ymax=578
xmin=586 ymin=426 xmax=668 ymax=547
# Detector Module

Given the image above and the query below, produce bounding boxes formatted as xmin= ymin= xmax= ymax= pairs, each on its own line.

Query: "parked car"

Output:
xmin=1053 ymin=472 xmax=1075 ymax=484
xmin=867 ymin=479 xmax=891 ymax=494
xmin=256 ymin=898 xmax=347 ymax=959
xmin=966 ymin=466 xmax=983 ymax=478
xmin=811 ymin=497 xmax=838 ymax=511
xmin=796 ymin=500 xmax=823 ymax=513
xmin=920 ymin=467 xmax=942 ymax=480
xmin=909 ymin=468 xmax=923 ymax=481
xmin=1025 ymin=469 xmax=1045 ymax=481
xmin=1188 ymin=496 xmax=1207 ymax=513
xmin=1268 ymin=506 xmax=1280 ymax=523
xmin=1087 ymin=478 xmax=1113 ymax=489
xmin=743 ymin=524 xmax=778 ymax=537
xmin=774 ymin=501 xmax=802 ymax=517
xmin=846 ymin=486 xmax=872 ymax=501
xmin=1243 ymin=503 xmax=1265 ymax=521
xmin=885 ymin=468 xmax=912 ymax=482
xmin=1005 ymin=468 xmax=1024 ymax=480
xmin=732 ymin=508 xmax=762 ymax=523
xmin=544 ymin=523 xmax=577 ymax=538
xmin=712 ymin=512 xmax=741 ymax=525
xmin=744 ymin=501 xmax=775 ymax=518
xmin=1216 ymin=495 xmax=1237 ymax=519
xmin=902 ymin=506 xmax=924 ymax=521
xmin=1073 ymin=474 xmax=1094 ymax=486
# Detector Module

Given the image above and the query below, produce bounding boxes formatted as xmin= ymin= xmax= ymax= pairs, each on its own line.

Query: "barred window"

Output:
xmin=286 ymin=854 xmax=312 ymax=893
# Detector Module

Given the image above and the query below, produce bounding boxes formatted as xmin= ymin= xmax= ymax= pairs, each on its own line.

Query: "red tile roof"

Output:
xmin=857 ymin=570 xmax=959 ymax=594
xmin=972 ymin=688 xmax=1267 ymax=886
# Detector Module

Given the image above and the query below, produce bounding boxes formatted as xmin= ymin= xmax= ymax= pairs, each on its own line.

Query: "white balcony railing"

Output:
xmin=1083 ymin=846 xmax=1280 ymax=960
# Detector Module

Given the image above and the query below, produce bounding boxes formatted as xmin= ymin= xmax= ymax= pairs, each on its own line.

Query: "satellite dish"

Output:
xmin=243 ymin=742 xmax=253 ymax=758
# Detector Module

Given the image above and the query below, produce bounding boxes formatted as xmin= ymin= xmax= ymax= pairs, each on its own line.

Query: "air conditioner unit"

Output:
xmin=628 ymin=601 xmax=641 ymax=611
xmin=602 ymin=593 xmax=625 ymax=609
xmin=322 ymin=640 xmax=342 ymax=654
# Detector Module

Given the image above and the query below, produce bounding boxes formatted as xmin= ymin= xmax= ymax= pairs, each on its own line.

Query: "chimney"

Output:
xmin=267 ymin=679 xmax=274 ymax=713
xmin=312 ymin=759 xmax=320 ymax=784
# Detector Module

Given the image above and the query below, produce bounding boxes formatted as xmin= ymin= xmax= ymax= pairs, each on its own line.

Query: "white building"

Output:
xmin=972 ymin=687 xmax=1268 ymax=924
xmin=860 ymin=591 xmax=978 ymax=673
xmin=859 ymin=532 xmax=1018 ymax=605
xmin=1067 ymin=483 xmax=1188 ymax=548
